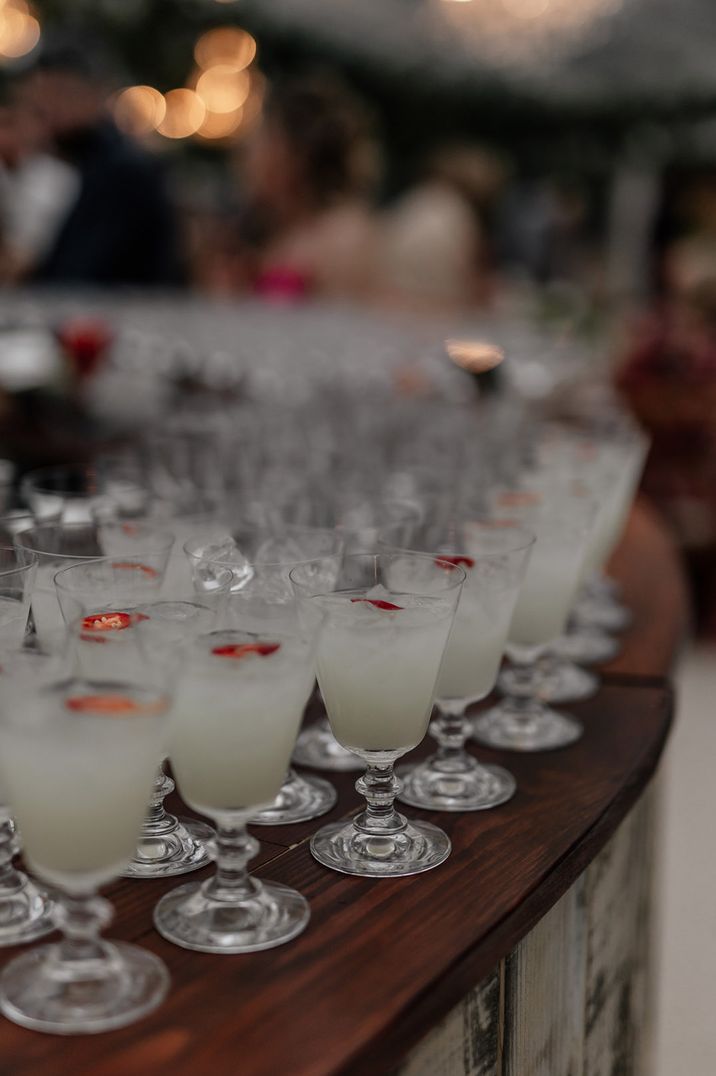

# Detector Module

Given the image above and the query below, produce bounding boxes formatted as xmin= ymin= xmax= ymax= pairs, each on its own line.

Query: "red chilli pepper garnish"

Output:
xmin=81 ymin=612 xmax=134 ymax=633
xmin=66 ymin=695 xmax=145 ymax=714
xmin=111 ymin=562 xmax=159 ymax=579
xmin=212 ymin=643 xmax=281 ymax=660
xmin=435 ymin=555 xmax=474 ymax=571
xmin=350 ymin=598 xmax=403 ymax=611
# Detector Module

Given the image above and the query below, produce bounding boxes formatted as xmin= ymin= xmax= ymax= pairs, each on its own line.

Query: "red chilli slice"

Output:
xmin=111 ymin=562 xmax=159 ymax=579
xmin=350 ymin=598 xmax=403 ymax=611
xmin=435 ymin=555 xmax=474 ymax=571
xmin=212 ymin=643 xmax=281 ymax=660
xmin=81 ymin=611 xmax=134 ymax=633
xmin=66 ymin=695 xmax=144 ymax=714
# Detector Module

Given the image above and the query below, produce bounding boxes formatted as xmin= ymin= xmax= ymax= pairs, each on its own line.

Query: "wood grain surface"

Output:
xmin=0 ymin=501 xmax=684 ymax=1075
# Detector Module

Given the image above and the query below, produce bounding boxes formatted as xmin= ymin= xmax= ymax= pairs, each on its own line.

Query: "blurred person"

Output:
xmin=21 ymin=43 xmax=182 ymax=287
xmin=0 ymin=85 xmax=78 ymax=282
xmin=237 ymin=74 xmax=381 ymax=300
xmin=615 ymin=231 xmax=716 ymax=634
xmin=378 ymin=144 xmax=505 ymax=311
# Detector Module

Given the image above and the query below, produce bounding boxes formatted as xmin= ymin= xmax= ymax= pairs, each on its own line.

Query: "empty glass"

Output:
xmin=291 ymin=552 xmax=464 ymax=877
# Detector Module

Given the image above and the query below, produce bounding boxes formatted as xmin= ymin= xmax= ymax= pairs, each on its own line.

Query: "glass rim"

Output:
xmin=0 ymin=544 xmax=38 ymax=576
xmin=53 ymin=555 xmax=167 ymax=594
xmin=20 ymin=463 xmax=98 ymax=497
xmin=288 ymin=550 xmax=467 ymax=593
xmin=378 ymin=520 xmax=536 ymax=560
xmin=183 ymin=535 xmax=341 ymax=571
xmin=16 ymin=521 xmax=175 ymax=559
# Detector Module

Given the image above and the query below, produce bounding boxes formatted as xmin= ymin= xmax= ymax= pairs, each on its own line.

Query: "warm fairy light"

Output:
xmin=194 ymin=27 xmax=256 ymax=72
xmin=438 ymin=0 xmax=622 ymax=65
xmin=0 ymin=2 xmax=39 ymax=60
xmin=195 ymin=65 xmax=250 ymax=114
xmin=196 ymin=105 xmax=244 ymax=141
xmin=445 ymin=340 xmax=505 ymax=374
xmin=114 ymin=85 xmax=166 ymax=136
xmin=157 ymin=89 xmax=206 ymax=140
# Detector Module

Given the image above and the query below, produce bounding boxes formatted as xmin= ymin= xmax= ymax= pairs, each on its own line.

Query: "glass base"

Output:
xmin=123 ymin=817 xmax=214 ymax=879
xmin=575 ymin=595 xmax=631 ymax=633
xmin=499 ymin=660 xmax=599 ymax=704
xmin=0 ymin=941 xmax=169 ymax=1034
xmin=250 ymin=772 xmax=337 ymax=826
xmin=473 ymin=702 xmax=583 ymax=752
xmin=310 ymin=816 xmax=451 ymax=877
xmin=292 ymin=720 xmax=363 ymax=772
xmin=0 ymin=873 xmax=54 ymax=947
xmin=555 ymin=627 xmax=620 ymax=665
xmin=154 ymin=878 xmax=310 ymax=954
xmin=396 ymin=757 xmax=515 ymax=812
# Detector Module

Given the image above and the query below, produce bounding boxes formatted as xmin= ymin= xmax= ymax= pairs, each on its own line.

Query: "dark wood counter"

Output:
xmin=0 ymin=501 xmax=687 ymax=1076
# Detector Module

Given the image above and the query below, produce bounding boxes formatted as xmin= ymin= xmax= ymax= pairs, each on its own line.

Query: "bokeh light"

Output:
xmin=196 ymin=106 xmax=244 ymax=141
xmin=157 ymin=89 xmax=206 ymax=140
xmin=114 ymin=85 xmax=166 ymax=137
xmin=0 ymin=1 xmax=40 ymax=60
xmin=195 ymin=65 xmax=250 ymax=114
xmin=194 ymin=27 xmax=256 ymax=72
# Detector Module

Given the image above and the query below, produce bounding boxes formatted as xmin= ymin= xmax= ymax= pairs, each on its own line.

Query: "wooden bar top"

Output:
xmin=0 ymin=501 xmax=686 ymax=1076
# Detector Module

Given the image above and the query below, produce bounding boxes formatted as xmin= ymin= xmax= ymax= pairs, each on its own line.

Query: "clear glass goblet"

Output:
xmin=154 ymin=627 xmax=317 ymax=953
xmin=0 ymin=656 xmax=171 ymax=1033
xmin=54 ymin=555 xmax=229 ymax=879
xmin=0 ymin=648 xmax=54 ymax=947
xmin=381 ymin=522 xmax=534 ymax=811
xmin=185 ymin=524 xmax=343 ymax=824
xmin=473 ymin=503 xmax=594 ymax=752
xmin=291 ymin=552 xmax=464 ymax=877
xmin=498 ymin=651 xmax=600 ymax=704
xmin=15 ymin=521 xmax=174 ymax=652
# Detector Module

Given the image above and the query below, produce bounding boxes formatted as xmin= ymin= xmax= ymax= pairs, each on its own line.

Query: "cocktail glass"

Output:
xmin=154 ymin=627 xmax=317 ymax=953
xmin=382 ymin=522 xmax=534 ymax=811
xmin=185 ymin=525 xmax=342 ymax=824
xmin=473 ymin=500 xmax=594 ymax=752
xmin=15 ymin=521 xmax=174 ymax=652
xmin=54 ymin=555 xmax=229 ymax=878
xmin=0 ymin=545 xmax=37 ymax=648
xmin=290 ymin=552 xmax=464 ymax=877
xmin=0 ymin=654 xmax=171 ymax=1033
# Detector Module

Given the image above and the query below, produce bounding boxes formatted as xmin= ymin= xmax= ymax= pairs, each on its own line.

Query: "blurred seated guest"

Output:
xmin=615 ymin=236 xmax=716 ymax=634
xmin=238 ymin=74 xmax=380 ymax=300
xmin=22 ymin=43 xmax=182 ymax=287
xmin=0 ymin=85 xmax=78 ymax=282
xmin=377 ymin=145 xmax=505 ymax=312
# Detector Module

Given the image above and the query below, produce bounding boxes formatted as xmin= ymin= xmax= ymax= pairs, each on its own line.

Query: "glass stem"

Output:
xmin=0 ymin=817 xmax=23 ymax=897
xmin=431 ymin=703 xmax=472 ymax=768
xmin=354 ymin=763 xmax=405 ymax=835
xmin=505 ymin=659 xmax=545 ymax=722
xmin=54 ymin=892 xmax=113 ymax=964
xmin=205 ymin=821 xmax=259 ymax=903
xmin=142 ymin=765 xmax=177 ymax=835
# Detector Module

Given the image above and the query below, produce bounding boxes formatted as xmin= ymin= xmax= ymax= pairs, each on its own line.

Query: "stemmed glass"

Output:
xmin=185 ymin=523 xmax=342 ymax=825
xmin=0 ymin=555 xmax=56 ymax=947
xmin=0 ymin=645 xmax=172 ymax=1033
xmin=473 ymin=496 xmax=595 ymax=752
xmin=381 ymin=521 xmax=534 ymax=811
xmin=15 ymin=521 xmax=174 ymax=651
xmin=290 ymin=552 xmax=464 ymax=877
xmin=291 ymin=498 xmax=422 ymax=773
xmin=54 ymin=555 xmax=230 ymax=878
xmin=153 ymin=624 xmax=318 ymax=953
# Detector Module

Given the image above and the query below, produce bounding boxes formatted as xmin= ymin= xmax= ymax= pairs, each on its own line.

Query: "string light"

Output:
xmin=157 ymin=88 xmax=206 ymax=140
xmin=194 ymin=27 xmax=256 ymax=72
xmin=195 ymin=65 xmax=250 ymax=114
xmin=0 ymin=0 xmax=39 ymax=60
xmin=114 ymin=85 xmax=166 ymax=137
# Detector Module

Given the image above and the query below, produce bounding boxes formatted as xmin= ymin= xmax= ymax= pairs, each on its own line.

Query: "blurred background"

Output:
xmin=0 ymin=2 xmax=713 ymax=1068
